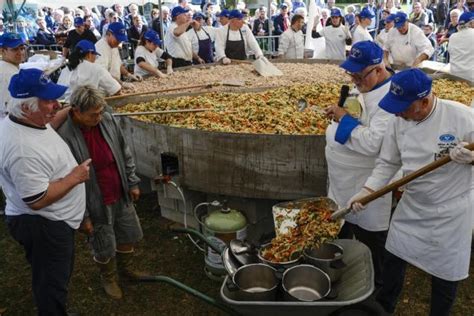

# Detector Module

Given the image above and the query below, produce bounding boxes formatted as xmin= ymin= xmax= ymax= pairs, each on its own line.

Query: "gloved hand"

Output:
xmin=126 ymin=73 xmax=142 ymax=82
xmin=347 ymin=187 xmax=373 ymax=213
xmin=122 ymin=82 xmax=135 ymax=90
xmin=222 ymin=57 xmax=231 ymax=65
xmin=167 ymin=65 xmax=173 ymax=74
xmin=450 ymin=142 xmax=473 ymax=164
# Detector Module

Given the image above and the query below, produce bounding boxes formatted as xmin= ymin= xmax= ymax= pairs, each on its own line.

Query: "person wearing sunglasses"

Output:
xmin=0 ymin=33 xmax=27 ymax=120
xmin=324 ymin=41 xmax=394 ymax=288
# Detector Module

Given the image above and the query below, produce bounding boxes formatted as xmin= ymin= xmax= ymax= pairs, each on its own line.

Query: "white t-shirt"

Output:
xmin=133 ymin=45 xmax=166 ymax=76
xmin=69 ymin=60 xmax=121 ymax=98
xmin=0 ymin=61 xmax=19 ymax=118
xmin=95 ymin=38 xmax=123 ymax=80
xmin=278 ymin=28 xmax=305 ymax=59
xmin=352 ymin=25 xmax=373 ymax=44
xmin=0 ymin=117 xmax=86 ymax=229
xmin=215 ymin=24 xmax=263 ymax=60
xmin=164 ymin=22 xmax=193 ymax=61
xmin=319 ymin=25 xmax=351 ymax=60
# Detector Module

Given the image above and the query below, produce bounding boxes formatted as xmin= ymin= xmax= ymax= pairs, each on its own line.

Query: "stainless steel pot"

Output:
xmin=303 ymin=242 xmax=346 ymax=283
xmin=232 ymin=263 xmax=278 ymax=301
xmin=257 ymin=243 xmax=302 ymax=271
xmin=282 ymin=265 xmax=331 ymax=302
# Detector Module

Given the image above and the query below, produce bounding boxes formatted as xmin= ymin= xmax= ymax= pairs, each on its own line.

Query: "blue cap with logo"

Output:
xmin=107 ymin=22 xmax=128 ymax=42
xmin=9 ymin=68 xmax=68 ymax=100
xmin=1 ymin=32 xmax=27 ymax=49
xmin=76 ymin=40 xmax=100 ymax=55
xmin=360 ymin=7 xmax=375 ymax=19
xmin=394 ymin=11 xmax=407 ymax=28
xmin=172 ymin=6 xmax=190 ymax=18
xmin=379 ymin=69 xmax=432 ymax=114
xmin=386 ymin=13 xmax=396 ymax=23
xmin=330 ymin=8 xmax=342 ymax=17
xmin=193 ymin=12 xmax=206 ymax=20
xmin=340 ymin=41 xmax=383 ymax=73
xmin=229 ymin=9 xmax=244 ymax=19
xmin=74 ymin=17 xmax=84 ymax=26
xmin=143 ymin=29 xmax=161 ymax=45
xmin=219 ymin=9 xmax=230 ymax=18
xmin=459 ymin=11 xmax=474 ymax=24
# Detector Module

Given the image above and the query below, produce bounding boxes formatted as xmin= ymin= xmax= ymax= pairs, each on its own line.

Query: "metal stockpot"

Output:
xmin=282 ymin=265 xmax=331 ymax=302
xmin=232 ymin=264 xmax=279 ymax=301
xmin=303 ymin=242 xmax=346 ymax=283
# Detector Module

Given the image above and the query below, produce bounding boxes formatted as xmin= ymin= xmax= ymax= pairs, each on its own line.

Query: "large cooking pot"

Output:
xmin=282 ymin=265 xmax=331 ymax=302
xmin=303 ymin=242 xmax=346 ymax=283
xmin=232 ymin=263 xmax=279 ymax=301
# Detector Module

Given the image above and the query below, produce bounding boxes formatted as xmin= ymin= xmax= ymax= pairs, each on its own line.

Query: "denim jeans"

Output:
xmin=376 ymin=251 xmax=459 ymax=316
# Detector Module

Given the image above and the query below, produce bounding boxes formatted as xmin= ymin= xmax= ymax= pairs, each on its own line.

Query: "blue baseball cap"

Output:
xmin=74 ymin=17 xmax=84 ymax=26
xmin=1 ymin=32 xmax=27 ymax=49
xmin=386 ymin=13 xmax=396 ymax=23
xmin=193 ymin=12 xmax=205 ymax=20
xmin=107 ymin=22 xmax=128 ymax=42
xmin=171 ymin=6 xmax=190 ymax=18
xmin=330 ymin=8 xmax=342 ymax=17
xmin=143 ymin=29 xmax=161 ymax=45
xmin=340 ymin=41 xmax=383 ymax=73
xmin=360 ymin=7 xmax=375 ymax=19
xmin=229 ymin=9 xmax=244 ymax=19
xmin=76 ymin=40 xmax=100 ymax=55
xmin=379 ymin=69 xmax=432 ymax=114
xmin=9 ymin=68 xmax=67 ymax=100
xmin=459 ymin=11 xmax=474 ymax=24
xmin=219 ymin=9 xmax=230 ymax=18
xmin=394 ymin=12 xmax=407 ymax=28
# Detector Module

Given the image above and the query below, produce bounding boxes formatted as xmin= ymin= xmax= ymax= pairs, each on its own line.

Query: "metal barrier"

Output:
xmin=255 ymin=35 xmax=280 ymax=56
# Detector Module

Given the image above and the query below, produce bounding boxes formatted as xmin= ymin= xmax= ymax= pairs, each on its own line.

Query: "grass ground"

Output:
xmin=0 ymin=193 xmax=472 ymax=315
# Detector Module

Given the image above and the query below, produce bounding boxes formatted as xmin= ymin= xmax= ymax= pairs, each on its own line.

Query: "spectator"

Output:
xmin=345 ymin=5 xmax=356 ymax=27
xmin=385 ymin=0 xmax=398 ymax=13
xmin=274 ymin=3 xmax=291 ymax=36
xmin=127 ymin=14 xmax=148 ymax=47
xmin=439 ymin=8 xmax=461 ymax=45
xmin=422 ymin=24 xmax=436 ymax=51
xmin=16 ymin=17 xmax=34 ymax=43
xmin=410 ymin=2 xmax=429 ymax=28
xmin=84 ymin=15 xmax=101 ymax=39
xmin=43 ymin=7 xmax=54 ymax=29
xmin=102 ymin=11 xmax=120 ymax=38
xmin=134 ymin=30 xmax=173 ymax=77
xmin=253 ymin=7 xmax=269 ymax=36
xmin=421 ymin=0 xmax=435 ymax=24
xmin=1 ymin=68 xmax=89 ymax=315
xmin=188 ymin=12 xmax=215 ymax=64
xmin=126 ymin=3 xmax=148 ymax=27
xmin=150 ymin=8 xmax=160 ymax=26
xmin=55 ymin=14 xmax=74 ymax=45
xmin=63 ymin=17 xmax=98 ymax=58
xmin=35 ymin=17 xmax=56 ymax=45
xmin=84 ymin=6 xmax=101 ymax=30
xmin=383 ymin=12 xmax=434 ymax=67
xmin=312 ymin=8 xmax=352 ymax=60
xmin=57 ymin=85 xmax=145 ymax=300
xmin=353 ymin=7 xmax=374 ymax=43
xmin=326 ymin=0 xmax=336 ymax=10
xmin=436 ymin=0 xmax=448 ymax=25
xmin=448 ymin=11 xmax=474 ymax=81
xmin=113 ymin=3 xmax=126 ymax=25
xmin=278 ymin=14 xmax=305 ymax=59
xmin=52 ymin=9 xmax=65 ymax=32
xmin=152 ymin=6 xmax=171 ymax=37
xmin=292 ymin=0 xmax=306 ymax=13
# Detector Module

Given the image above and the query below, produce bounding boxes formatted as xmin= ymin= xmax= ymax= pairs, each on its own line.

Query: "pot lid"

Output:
xmin=204 ymin=204 xmax=246 ymax=232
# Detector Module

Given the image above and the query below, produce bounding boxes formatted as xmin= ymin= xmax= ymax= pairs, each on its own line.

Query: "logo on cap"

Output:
xmin=390 ymin=83 xmax=404 ymax=96
xmin=39 ymin=73 xmax=51 ymax=85
xmin=417 ymin=89 xmax=429 ymax=98
xmin=350 ymin=48 xmax=362 ymax=58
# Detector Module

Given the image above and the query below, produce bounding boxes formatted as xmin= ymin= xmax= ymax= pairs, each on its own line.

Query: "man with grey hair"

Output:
xmin=57 ymin=86 xmax=145 ymax=300
xmin=0 ymin=68 xmax=90 ymax=315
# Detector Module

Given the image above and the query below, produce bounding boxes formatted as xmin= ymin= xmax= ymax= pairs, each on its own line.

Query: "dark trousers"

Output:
xmin=171 ymin=57 xmax=192 ymax=68
xmin=338 ymin=222 xmax=387 ymax=287
xmin=376 ymin=251 xmax=459 ymax=316
xmin=7 ymin=215 xmax=75 ymax=316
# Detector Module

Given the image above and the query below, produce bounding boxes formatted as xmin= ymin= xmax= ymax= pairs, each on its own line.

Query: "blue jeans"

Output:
xmin=7 ymin=215 xmax=75 ymax=316
xmin=376 ymin=251 xmax=459 ymax=316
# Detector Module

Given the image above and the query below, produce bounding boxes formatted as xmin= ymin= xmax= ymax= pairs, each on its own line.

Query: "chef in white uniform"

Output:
xmin=350 ymin=69 xmax=474 ymax=315
xmin=375 ymin=13 xmax=395 ymax=48
xmin=0 ymin=33 xmax=26 ymax=120
xmin=215 ymin=10 xmax=263 ymax=64
xmin=95 ymin=22 xmax=140 ymax=84
xmin=134 ymin=30 xmax=173 ymax=78
xmin=277 ymin=14 xmax=305 ymax=59
xmin=325 ymin=41 xmax=394 ymax=286
xmin=352 ymin=7 xmax=374 ymax=44
xmin=448 ymin=11 xmax=474 ymax=82
xmin=383 ymin=12 xmax=434 ymax=67
xmin=312 ymin=8 xmax=352 ymax=60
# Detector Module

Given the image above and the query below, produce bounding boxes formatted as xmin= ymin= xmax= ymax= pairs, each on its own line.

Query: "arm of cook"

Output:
xmin=278 ymin=30 xmax=291 ymax=57
xmin=214 ymin=26 xmax=227 ymax=61
xmin=412 ymin=26 xmax=435 ymax=66
xmin=364 ymin=118 xmax=403 ymax=190
xmin=243 ymin=24 xmax=263 ymax=58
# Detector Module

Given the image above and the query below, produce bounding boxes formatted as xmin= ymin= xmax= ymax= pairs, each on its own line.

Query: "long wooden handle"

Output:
xmin=331 ymin=143 xmax=474 ymax=220
xmin=112 ymin=108 xmax=213 ymax=116
xmin=105 ymin=83 xmax=213 ymax=101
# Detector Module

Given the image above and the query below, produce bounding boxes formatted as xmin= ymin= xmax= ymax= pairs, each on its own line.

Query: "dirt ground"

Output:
xmin=0 ymin=193 xmax=472 ymax=316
